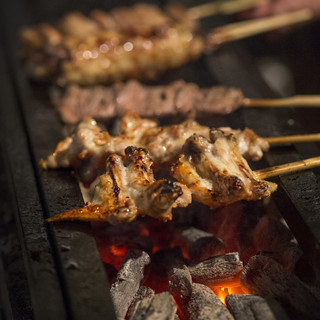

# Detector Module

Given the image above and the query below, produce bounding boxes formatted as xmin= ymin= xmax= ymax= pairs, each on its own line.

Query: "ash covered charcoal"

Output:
xmin=225 ymin=294 xmax=289 ymax=320
xmin=55 ymin=80 xmax=244 ymax=123
xmin=110 ymin=249 xmax=151 ymax=320
xmin=154 ymin=247 xmax=192 ymax=301
xmin=186 ymin=283 xmax=234 ymax=320
xmin=127 ymin=286 xmax=155 ymax=319
xmin=174 ymin=226 xmax=226 ymax=261
xmin=130 ymin=291 xmax=177 ymax=320
xmin=188 ymin=252 xmax=243 ymax=287
xmin=241 ymin=254 xmax=320 ymax=320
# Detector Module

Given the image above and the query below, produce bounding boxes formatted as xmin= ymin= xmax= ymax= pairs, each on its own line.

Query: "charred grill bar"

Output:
xmin=1 ymin=0 xmax=320 ymax=319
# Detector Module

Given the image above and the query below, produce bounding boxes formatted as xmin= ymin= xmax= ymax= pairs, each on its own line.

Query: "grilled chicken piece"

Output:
xmin=55 ymin=80 xmax=244 ymax=124
xmin=170 ymin=130 xmax=277 ymax=209
xmin=139 ymin=119 xmax=209 ymax=165
xmin=46 ymin=147 xmax=191 ymax=224
xmin=40 ymin=112 xmax=270 ymax=184
xmin=219 ymin=127 xmax=269 ymax=161
xmin=40 ymin=112 xmax=157 ymax=185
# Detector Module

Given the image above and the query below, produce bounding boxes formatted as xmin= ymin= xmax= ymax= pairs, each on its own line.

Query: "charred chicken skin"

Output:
xmin=40 ymin=112 xmax=270 ymax=185
xmin=170 ymin=130 xmax=277 ymax=209
xmin=40 ymin=112 xmax=157 ymax=185
xmin=46 ymin=146 xmax=192 ymax=225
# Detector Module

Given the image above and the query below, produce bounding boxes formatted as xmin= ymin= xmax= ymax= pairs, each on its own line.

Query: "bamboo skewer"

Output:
xmin=211 ymin=8 xmax=314 ymax=44
xmin=243 ymin=96 xmax=320 ymax=107
xmin=254 ymin=156 xmax=320 ymax=180
xmin=264 ymin=133 xmax=320 ymax=145
xmin=188 ymin=0 xmax=264 ymax=19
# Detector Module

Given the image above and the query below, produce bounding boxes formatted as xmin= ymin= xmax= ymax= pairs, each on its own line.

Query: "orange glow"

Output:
xmin=213 ymin=287 xmax=230 ymax=305
xmin=172 ymin=296 xmax=185 ymax=320
xmin=211 ymin=285 xmax=246 ymax=305
xmin=152 ymin=245 xmax=161 ymax=253
xmin=110 ymin=245 xmax=128 ymax=256
xmin=139 ymin=226 xmax=150 ymax=236
xmin=229 ymin=285 xmax=246 ymax=295
xmin=98 ymin=244 xmax=129 ymax=269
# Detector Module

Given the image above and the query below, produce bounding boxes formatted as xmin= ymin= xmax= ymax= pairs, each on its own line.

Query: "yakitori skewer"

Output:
xmin=188 ymin=0 xmax=263 ymax=19
xmin=21 ymin=6 xmax=313 ymax=85
xmin=208 ymin=8 xmax=313 ymax=45
xmin=170 ymin=130 xmax=320 ymax=210
xmin=46 ymin=146 xmax=192 ymax=225
xmin=254 ymin=156 xmax=320 ymax=180
xmin=56 ymin=80 xmax=320 ymax=124
xmin=264 ymin=133 xmax=320 ymax=145
xmin=40 ymin=112 xmax=320 ymax=187
xmin=46 ymin=132 xmax=320 ymax=224
xmin=243 ymin=95 xmax=320 ymax=108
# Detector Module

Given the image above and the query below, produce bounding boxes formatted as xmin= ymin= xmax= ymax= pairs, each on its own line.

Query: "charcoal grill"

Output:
xmin=1 ymin=0 xmax=320 ymax=319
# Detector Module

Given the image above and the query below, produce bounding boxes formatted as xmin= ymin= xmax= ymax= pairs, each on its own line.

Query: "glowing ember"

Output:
xmin=98 ymin=243 xmax=129 ymax=270
xmin=214 ymin=287 xmax=230 ymax=305
xmin=211 ymin=285 xmax=246 ymax=304
xmin=110 ymin=245 xmax=128 ymax=257
xmin=90 ymin=200 xmax=299 ymax=318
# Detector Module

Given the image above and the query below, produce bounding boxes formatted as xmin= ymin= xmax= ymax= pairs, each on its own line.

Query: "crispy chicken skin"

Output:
xmin=139 ymin=119 xmax=209 ymax=165
xmin=40 ymin=112 xmax=157 ymax=185
xmin=170 ymin=130 xmax=277 ymax=209
xmin=219 ymin=127 xmax=269 ymax=161
xmin=46 ymin=147 xmax=191 ymax=224
xmin=40 ymin=112 xmax=270 ymax=185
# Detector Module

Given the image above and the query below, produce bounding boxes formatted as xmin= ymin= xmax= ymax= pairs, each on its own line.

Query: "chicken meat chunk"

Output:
xmin=170 ymin=129 xmax=277 ymax=209
xmin=47 ymin=146 xmax=192 ymax=224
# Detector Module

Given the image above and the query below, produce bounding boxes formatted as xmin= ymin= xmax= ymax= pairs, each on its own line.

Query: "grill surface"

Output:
xmin=0 ymin=0 xmax=320 ymax=319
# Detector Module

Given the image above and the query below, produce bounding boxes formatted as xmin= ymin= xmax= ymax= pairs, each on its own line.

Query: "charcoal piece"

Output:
xmin=110 ymin=249 xmax=151 ymax=320
xmin=175 ymin=226 xmax=226 ymax=260
xmin=225 ymin=294 xmax=289 ymax=320
xmin=155 ymin=247 xmax=193 ymax=300
xmin=188 ymin=252 xmax=243 ymax=286
xmin=241 ymin=254 xmax=320 ymax=320
xmin=185 ymin=283 xmax=234 ymax=320
xmin=127 ymin=286 xmax=155 ymax=319
xmin=253 ymin=213 xmax=303 ymax=271
xmin=130 ymin=292 xmax=177 ymax=320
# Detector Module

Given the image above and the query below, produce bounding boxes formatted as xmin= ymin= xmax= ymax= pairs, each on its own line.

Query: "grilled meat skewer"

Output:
xmin=55 ymin=80 xmax=245 ymax=124
xmin=170 ymin=130 xmax=277 ymax=210
xmin=21 ymin=4 xmax=313 ymax=86
xmin=21 ymin=4 xmax=203 ymax=85
xmin=46 ymin=142 xmax=320 ymax=224
xmin=44 ymin=124 xmax=320 ymax=224
xmin=46 ymin=132 xmax=275 ymax=224
xmin=46 ymin=146 xmax=191 ymax=225
xmin=54 ymin=80 xmax=320 ymax=124
xmin=40 ymin=112 xmax=269 ymax=185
